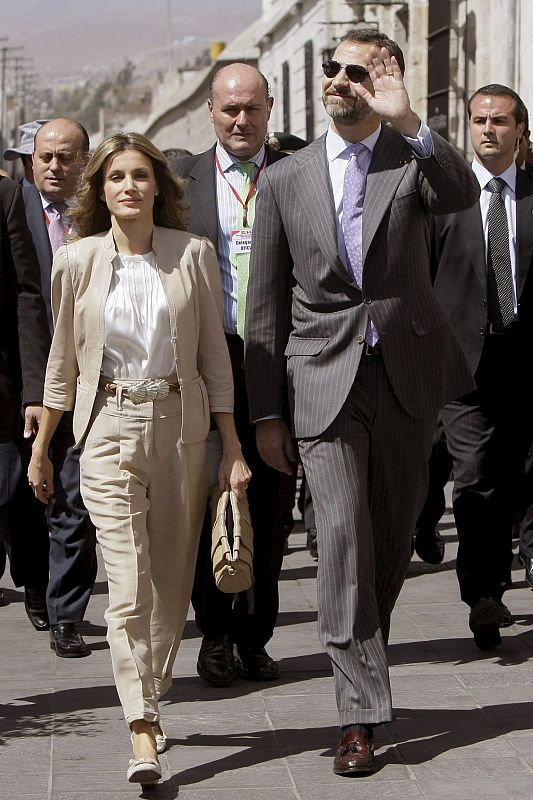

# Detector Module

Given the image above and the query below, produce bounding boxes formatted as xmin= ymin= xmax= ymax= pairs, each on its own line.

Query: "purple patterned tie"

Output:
xmin=47 ymin=201 xmax=68 ymax=255
xmin=342 ymin=142 xmax=367 ymax=287
xmin=342 ymin=143 xmax=378 ymax=344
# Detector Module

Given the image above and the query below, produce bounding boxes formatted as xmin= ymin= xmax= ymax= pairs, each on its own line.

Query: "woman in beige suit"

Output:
xmin=28 ymin=132 xmax=250 ymax=787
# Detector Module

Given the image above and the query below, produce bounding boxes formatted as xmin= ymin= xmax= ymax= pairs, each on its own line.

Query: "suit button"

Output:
xmin=479 ymin=327 xmax=485 ymax=336
xmin=363 ymin=297 xmax=372 ymax=304
xmin=356 ymin=335 xmax=364 ymax=344
xmin=482 ymin=299 xmax=487 ymax=307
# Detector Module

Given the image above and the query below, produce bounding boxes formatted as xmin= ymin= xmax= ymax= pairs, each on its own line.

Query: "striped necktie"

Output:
xmin=232 ymin=161 xmax=256 ymax=338
xmin=486 ymin=177 xmax=515 ymax=331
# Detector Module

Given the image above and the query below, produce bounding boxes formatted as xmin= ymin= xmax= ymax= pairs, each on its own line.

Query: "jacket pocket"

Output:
xmin=284 ymin=336 xmax=329 ymax=357
xmin=180 ymin=374 xmax=210 ymax=444
xmin=410 ymin=318 xmax=446 ymax=337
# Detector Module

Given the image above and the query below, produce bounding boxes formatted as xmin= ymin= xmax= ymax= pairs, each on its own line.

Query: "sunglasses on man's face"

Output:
xmin=322 ymin=60 xmax=369 ymax=84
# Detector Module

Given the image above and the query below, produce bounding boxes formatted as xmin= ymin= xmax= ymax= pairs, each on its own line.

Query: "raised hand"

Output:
xmin=353 ymin=46 xmax=421 ymax=136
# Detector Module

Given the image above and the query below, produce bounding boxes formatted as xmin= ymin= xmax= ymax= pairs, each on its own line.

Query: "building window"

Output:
xmin=304 ymin=40 xmax=315 ymax=142
xmin=282 ymin=61 xmax=290 ymax=133
xmin=427 ymin=0 xmax=451 ymax=140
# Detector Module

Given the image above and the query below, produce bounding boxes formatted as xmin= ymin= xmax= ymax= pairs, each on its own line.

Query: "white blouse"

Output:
xmin=101 ymin=251 xmax=176 ymax=380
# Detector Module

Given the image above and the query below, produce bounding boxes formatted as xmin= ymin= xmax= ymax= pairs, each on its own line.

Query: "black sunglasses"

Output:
xmin=322 ymin=60 xmax=369 ymax=83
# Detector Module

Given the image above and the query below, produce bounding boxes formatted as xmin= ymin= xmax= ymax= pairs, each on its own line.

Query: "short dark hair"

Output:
xmin=468 ymin=84 xmax=527 ymax=126
xmin=340 ymin=29 xmax=405 ymax=75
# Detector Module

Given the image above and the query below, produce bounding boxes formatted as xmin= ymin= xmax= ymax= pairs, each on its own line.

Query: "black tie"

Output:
xmin=486 ymin=177 xmax=515 ymax=331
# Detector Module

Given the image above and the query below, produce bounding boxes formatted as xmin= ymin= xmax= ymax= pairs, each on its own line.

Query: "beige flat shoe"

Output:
xmin=127 ymin=757 xmax=162 ymax=786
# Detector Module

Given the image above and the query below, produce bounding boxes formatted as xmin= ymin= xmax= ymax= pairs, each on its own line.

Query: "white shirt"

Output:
xmin=215 ymin=141 xmax=266 ymax=334
xmin=101 ymin=252 xmax=176 ymax=380
xmin=471 ymin=158 xmax=518 ymax=313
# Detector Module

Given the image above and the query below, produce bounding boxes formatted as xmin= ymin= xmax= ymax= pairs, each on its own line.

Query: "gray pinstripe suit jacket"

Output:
xmin=245 ymin=125 xmax=479 ymax=438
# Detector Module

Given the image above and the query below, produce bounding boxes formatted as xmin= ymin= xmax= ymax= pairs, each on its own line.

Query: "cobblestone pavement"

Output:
xmin=2 ymin=487 xmax=533 ymax=799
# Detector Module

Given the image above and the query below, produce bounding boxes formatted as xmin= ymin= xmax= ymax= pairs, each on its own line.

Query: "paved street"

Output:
xmin=2 ymin=486 xmax=533 ymax=799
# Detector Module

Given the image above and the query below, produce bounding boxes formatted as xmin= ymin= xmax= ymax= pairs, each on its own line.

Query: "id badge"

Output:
xmin=231 ymin=229 xmax=252 ymax=256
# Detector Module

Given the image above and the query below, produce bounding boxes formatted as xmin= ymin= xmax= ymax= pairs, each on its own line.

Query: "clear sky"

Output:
xmin=4 ymin=0 xmax=262 ymax=79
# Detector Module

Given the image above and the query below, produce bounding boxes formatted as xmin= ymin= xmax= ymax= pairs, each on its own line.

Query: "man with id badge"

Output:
xmin=174 ymin=63 xmax=291 ymax=687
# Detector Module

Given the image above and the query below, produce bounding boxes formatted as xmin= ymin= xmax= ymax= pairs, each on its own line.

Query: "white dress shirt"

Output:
xmin=215 ymin=141 xmax=266 ymax=334
xmin=472 ymin=158 xmax=518 ymax=313
xmin=101 ymin=251 xmax=176 ymax=380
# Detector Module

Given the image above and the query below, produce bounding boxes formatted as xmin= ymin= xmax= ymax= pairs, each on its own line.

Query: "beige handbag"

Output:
xmin=211 ymin=488 xmax=253 ymax=593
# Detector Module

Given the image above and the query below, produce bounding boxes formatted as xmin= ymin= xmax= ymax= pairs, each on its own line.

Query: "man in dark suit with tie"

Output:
xmin=0 ymin=175 xmax=50 ymax=611
xmin=173 ymin=63 xmax=290 ymax=686
xmin=245 ymin=29 xmax=479 ymax=775
xmin=514 ymin=112 xmax=533 ymax=585
xmin=432 ymin=85 xmax=533 ymax=650
xmin=21 ymin=118 xmax=96 ymax=657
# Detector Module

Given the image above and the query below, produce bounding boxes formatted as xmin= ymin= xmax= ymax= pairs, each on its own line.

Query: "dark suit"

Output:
xmin=433 ymin=165 xmax=533 ymax=607
xmin=21 ymin=182 xmax=96 ymax=626
xmin=245 ymin=126 xmax=478 ymax=725
xmin=174 ymin=145 xmax=290 ymax=651
xmin=0 ymin=176 xmax=50 ymax=588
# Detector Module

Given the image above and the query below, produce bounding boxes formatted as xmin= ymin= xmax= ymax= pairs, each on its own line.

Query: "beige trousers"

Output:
xmin=79 ymin=388 xmax=208 ymax=724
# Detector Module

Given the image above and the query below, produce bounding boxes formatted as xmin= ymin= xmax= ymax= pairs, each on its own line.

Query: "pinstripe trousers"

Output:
xmin=298 ymin=354 xmax=436 ymax=726
xmin=79 ymin=389 xmax=208 ymax=724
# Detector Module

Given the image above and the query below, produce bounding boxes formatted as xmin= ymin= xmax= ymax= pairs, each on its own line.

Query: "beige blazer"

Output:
xmin=43 ymin=226 xmax=234 ymax=448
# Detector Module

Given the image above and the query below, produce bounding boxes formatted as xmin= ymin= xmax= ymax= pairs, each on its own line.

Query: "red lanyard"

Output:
xmin=214 ymin=153 xmax=266 ymax=228
xmin=44 ymin=208 xmax=73 ymax=237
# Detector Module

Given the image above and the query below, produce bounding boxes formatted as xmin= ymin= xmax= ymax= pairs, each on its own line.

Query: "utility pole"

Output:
xmin=1 ymin=43 xmax=24 ymax=163
xmin=166 ymin=0 xmax=174 ymax=76
xmin=11 ymin=55 xmax=33 ymax=131
xmin=20 ymin=71 xmax=38 ymax=124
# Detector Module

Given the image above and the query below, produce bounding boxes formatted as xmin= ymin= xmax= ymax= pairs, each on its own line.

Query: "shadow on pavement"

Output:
xmin=160 ymin=698 xmax=533 ymax=787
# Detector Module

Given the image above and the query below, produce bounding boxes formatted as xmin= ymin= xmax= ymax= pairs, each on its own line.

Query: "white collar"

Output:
xmin=472 ymin=158 xmax=517 ymax=192
xmin=325 ymin=124 xmax=381 ymax=162
xmin=215 ymin=141 xmax=266 ymax=172
xmin=38 ymin=191 xmax=72 ymax=210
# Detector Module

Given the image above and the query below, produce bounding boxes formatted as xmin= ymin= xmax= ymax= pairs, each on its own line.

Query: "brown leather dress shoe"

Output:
xmin=333 ymin=728 xmax=375 ymax=775
xmin=50 ymin=623 xmax=90 ymax=658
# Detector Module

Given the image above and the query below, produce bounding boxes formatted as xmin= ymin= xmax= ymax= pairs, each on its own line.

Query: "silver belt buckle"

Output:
xmin=127 ymin=379 xmax=170 ymax=404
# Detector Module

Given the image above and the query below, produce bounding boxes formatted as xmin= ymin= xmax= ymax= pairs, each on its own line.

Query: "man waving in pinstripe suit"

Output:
xmin=245 ymin=29 xmax=479 ymax=776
